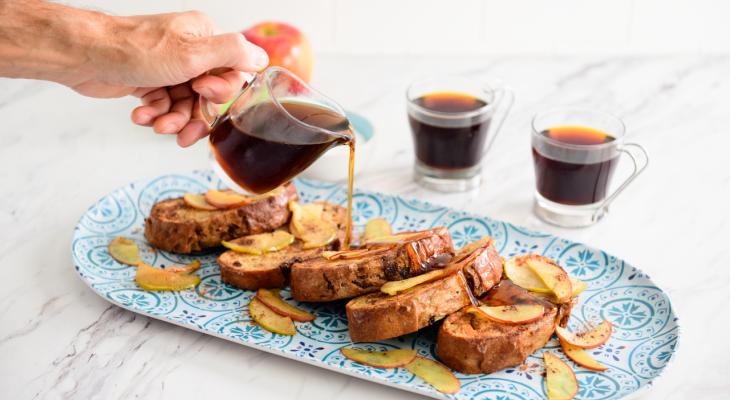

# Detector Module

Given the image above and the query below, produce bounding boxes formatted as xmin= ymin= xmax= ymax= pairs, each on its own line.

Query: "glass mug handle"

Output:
xmin=592 ymin=143 xmax=649 ymax=222
xmin=482 ymin=85 xmax=515 ymax=159
xmin=197 ymin=71 xmax=256 ymax=127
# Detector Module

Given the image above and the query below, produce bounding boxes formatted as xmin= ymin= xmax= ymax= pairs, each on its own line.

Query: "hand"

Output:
xmin=0 ymin=3 xmax=269 ymax=147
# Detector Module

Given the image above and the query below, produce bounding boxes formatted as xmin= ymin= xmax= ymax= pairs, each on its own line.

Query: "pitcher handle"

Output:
xmin=592 ymin=143 xmax=649 ymax=222
xmin=482 ymin=85 xmax=515 ymax=159
xmin=197 ymin=71 xmax=256 ymax=127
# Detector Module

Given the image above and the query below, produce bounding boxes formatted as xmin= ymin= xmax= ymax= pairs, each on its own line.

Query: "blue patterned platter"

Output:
xmin=71 ymin=171 xmax=679 ymax=400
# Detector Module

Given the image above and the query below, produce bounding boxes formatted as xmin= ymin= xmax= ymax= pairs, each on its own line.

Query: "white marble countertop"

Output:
xmin=1 ymin=55 xmax=728 ymax=399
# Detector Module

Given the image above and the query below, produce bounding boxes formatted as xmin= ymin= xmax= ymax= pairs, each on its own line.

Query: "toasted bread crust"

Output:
xmin=345 ymin=238 xmax=503 ymax=341
xmin=436 ymin=280 xmax=572 ymax=374
xmin=290 ymin=227 xmax=454 ymax=302
xmin=218 ymin=202 xmax=347 ymax=290
xmin=144 ymin=183 xmax=298 ymax=253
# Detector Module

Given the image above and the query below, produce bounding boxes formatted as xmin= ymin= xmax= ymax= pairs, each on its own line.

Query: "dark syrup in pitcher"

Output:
xmin=210 ymin=100 xmax=356 ymax=247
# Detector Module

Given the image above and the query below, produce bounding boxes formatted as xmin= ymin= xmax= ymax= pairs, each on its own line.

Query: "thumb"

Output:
xmin=198 ymin=33 xmax=269 ymax=73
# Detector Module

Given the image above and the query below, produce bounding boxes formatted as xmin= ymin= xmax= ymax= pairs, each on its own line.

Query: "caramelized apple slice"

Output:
xmin=322 ymin=246 xmax=394 ymax=261
xmin=222 ymin=231 xmax=295 ymax=255
xmin=570 ymin=277 xmax=587 ymax=296
xmin=381 ymin=269 xmax=446 ymax=296
xmin=108 ymin=237 xmax=141 ymax=266
xmin=555 ymin=320 xmax=613 ymax=349
xmin=289 ymin=202 xmax=337 ymax=249
xmin=340 ymin=348 xmax=417 ymax=368
xmin=362 ymin=218 xmax=393 ymax=243
xmin=525 ymin=256 xmax=572 ymax=303
xmin=165 ymin=260 xmax=202 ymax=274
xmin=504 ymin=255 xmax=550 ymax=293
xmin=457 ymin=236 xmax=492 ymax=257
xmin=248 ymin=297 xmax=296 ymax=335
xmin=204 ymin=189 xmax=250 ymax=209
xmin=560 ymin=341 xmax=608 ymax=371
xmin=405 ymin=357 xmax=460 ymax=395
xmin=255 ymin=288 xmax=315 ymax=322
xmin=247 ymin=185 xmax=285 ymax=201
xmin=183 ymin=193 xmax=217 ymax=211
xmin=469 ymin=304 xmax=545 ymax=325
xmin=135 ymin=262 xmax=200 ymax=291
xmin=544 ymin=352 xmax=579 ymax=400
xmin=364 ymin=230 xmax=433 ymax=245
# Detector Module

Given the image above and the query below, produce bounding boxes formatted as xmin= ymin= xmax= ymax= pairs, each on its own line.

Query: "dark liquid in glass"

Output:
xmin=408 ymin=92 xmax=489 ymax=169
xmin=210 ymin=101 xmax=352 ymax=194
xmin=532 ymin=126 xmax=618 ymax=205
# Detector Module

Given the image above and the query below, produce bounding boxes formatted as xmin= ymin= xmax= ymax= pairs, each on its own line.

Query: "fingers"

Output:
xmin=191 ymin=70 xmax=246 ymax=104
xmin=152 ymin=84 xmax=195 ymax=134
xmin=177 ymin=120 xmax=209 ymax=147
xmin=131 ymin=88 xmax=171 ymax=126
xmin=199 ymin=33 xmax=269 ymax=73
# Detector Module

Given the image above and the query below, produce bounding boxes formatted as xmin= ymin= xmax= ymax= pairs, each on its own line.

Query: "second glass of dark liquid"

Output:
xmin=407 ymin=76 xmax=514 ymax=192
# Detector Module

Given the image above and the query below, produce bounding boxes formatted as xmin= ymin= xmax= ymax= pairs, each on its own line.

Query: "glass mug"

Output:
xmin=406 ymin=76 xmax=514 ymax=192
xmin=199 ymin=66 xmax=353 ymax=195
xmin=531 ymin=108 xmax=649 ymax=227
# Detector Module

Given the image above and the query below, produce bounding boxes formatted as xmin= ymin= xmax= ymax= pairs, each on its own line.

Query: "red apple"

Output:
xmin=243 ymin=22 xmax=313 ymax=82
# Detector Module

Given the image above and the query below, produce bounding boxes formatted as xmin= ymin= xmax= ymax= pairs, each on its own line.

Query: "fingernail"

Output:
xmin=253 ymin=48 xmax=269 ymax=69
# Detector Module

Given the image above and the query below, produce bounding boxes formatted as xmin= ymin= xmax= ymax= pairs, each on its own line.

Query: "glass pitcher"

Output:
xmin=199 ymin=66 xmax=353 ymax=194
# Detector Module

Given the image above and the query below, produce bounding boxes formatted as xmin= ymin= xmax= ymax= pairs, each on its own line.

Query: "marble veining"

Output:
xmin=1 ymin=55 xmax=729 ymax=399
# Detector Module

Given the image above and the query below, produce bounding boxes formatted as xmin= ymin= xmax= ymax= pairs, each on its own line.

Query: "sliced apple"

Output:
xmin=405 ymin=357 xmax=460 ymax=395
xmin=183 ymin=193 xmax=217 ymax=211
xmin=135 ymin=262 xmax=200 ymax=291
xmin=555 ymin=320 xmax=613 ymax=349
xmin=340 ymin=348 xmax=417 ymax=368
xmin=247 ymin=185 xmax=285 ymax=201
xmin=289 ymin=201 xmax=338 ymax=249
xmin=380 ymin=269 xmax=450 ymax=296
xmin=165 ymin=260 xmax=201 ymax=274
xmin=560 ymin=341 xmax=608 ymax=371
xmin=504 ymin=255 xmax=551 ymax=293
xmin=525 ymin=256 xmax=572 ymax=303
xmin=222 ymin=230 xmax=295 ymax=255
xmin=364 ymin=230 xmax=433 ymax=246
xmin=204 ymin=189 xmax=250 ymax=209
xmin=108 ymin=236 xmax=141 ymax=266
xmin=570 ymin=276 xmax=587 ymax=296
xmin=457 ymin=236 xmax=493 ymax=257
xmin=362 ymin=218 xmax=393 ymax=243
xmin=544 ymin=352 xmax=579 ymax=400
xmin=255 ymin=288 xmax=315 ymax=322
xmin=248 ymin=297 xmax=296 ymax=335
xmin=322 ymin=246 xmax=394 ymax=261
xmin=469 ymin=304 xmax=546 ymax=325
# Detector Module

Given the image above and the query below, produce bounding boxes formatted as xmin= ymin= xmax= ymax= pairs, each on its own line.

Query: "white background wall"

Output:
xmin=62 ymin=0 xmax=730 ymax=55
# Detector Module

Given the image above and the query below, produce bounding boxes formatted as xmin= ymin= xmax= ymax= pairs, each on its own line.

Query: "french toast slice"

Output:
xmin=218 ymin=202 xmax=347 ymax=290
xmin=290 ymin=227 xmax=454 ymax=302
xmin=144 ymin=183 xmax=298 ymax=254
xmin=345 ymin=237 xmax=503 ymax=342
xmin=436 ymin=280 xmax=574 ymax=374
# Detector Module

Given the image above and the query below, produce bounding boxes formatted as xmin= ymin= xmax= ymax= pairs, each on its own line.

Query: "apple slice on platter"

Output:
xmin=525 ymin=256 xmax=572 ymax=303
xmin=165 ymin=260 xmax=201 ymax=274
xmin=289 ymin=201 xmax=337 ymax=249
xmin=556 ymin=320 xmax=613 ymax=349
xmin=204 ymin=190 xmax=251 ymax=209
xmin=544 ymin=352 xmax=579 ymax=400
xmin=255 ymin=288 xmax=315 ymax=322
xmin=340 ymin=348 xmax=417 ymax=368
xmin=504 ymin=255 xmax=551 ymax=293
xmin=405 ymin=357 xmax=460 ymax=394
xmin=248 ymin=297 xmax=296 ymax=335
xmin=570 ymin=276 xmax=587 ymax=296
xmin=108 ymin=236 xmax=142 ymax=266
xmin=222 ymin=230 xmax=295 ymax=255
xmin=560 ymin=341 xmax=608 ymax=371
xmin=362 ymin=218 xmax=393 ymax=243
xmin=183 ymin=193 xmax=218 ymax=211
xmin=467 ymin=304 xmax=545 ymax=325
xmin=135 ymin=262 xmax=200 ymax=291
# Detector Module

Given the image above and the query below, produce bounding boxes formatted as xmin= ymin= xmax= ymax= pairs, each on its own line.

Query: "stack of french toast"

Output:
xmin=142 ymin=182 xmax=582 ymax=377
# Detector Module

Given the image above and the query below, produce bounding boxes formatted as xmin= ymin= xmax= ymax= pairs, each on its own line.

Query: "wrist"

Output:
xmin=0 ymin=1 xmax=116 ymax=85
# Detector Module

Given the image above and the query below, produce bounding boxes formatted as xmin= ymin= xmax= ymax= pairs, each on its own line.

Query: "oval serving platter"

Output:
xmin=71 ymin=170 xmax=679 ymax=400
